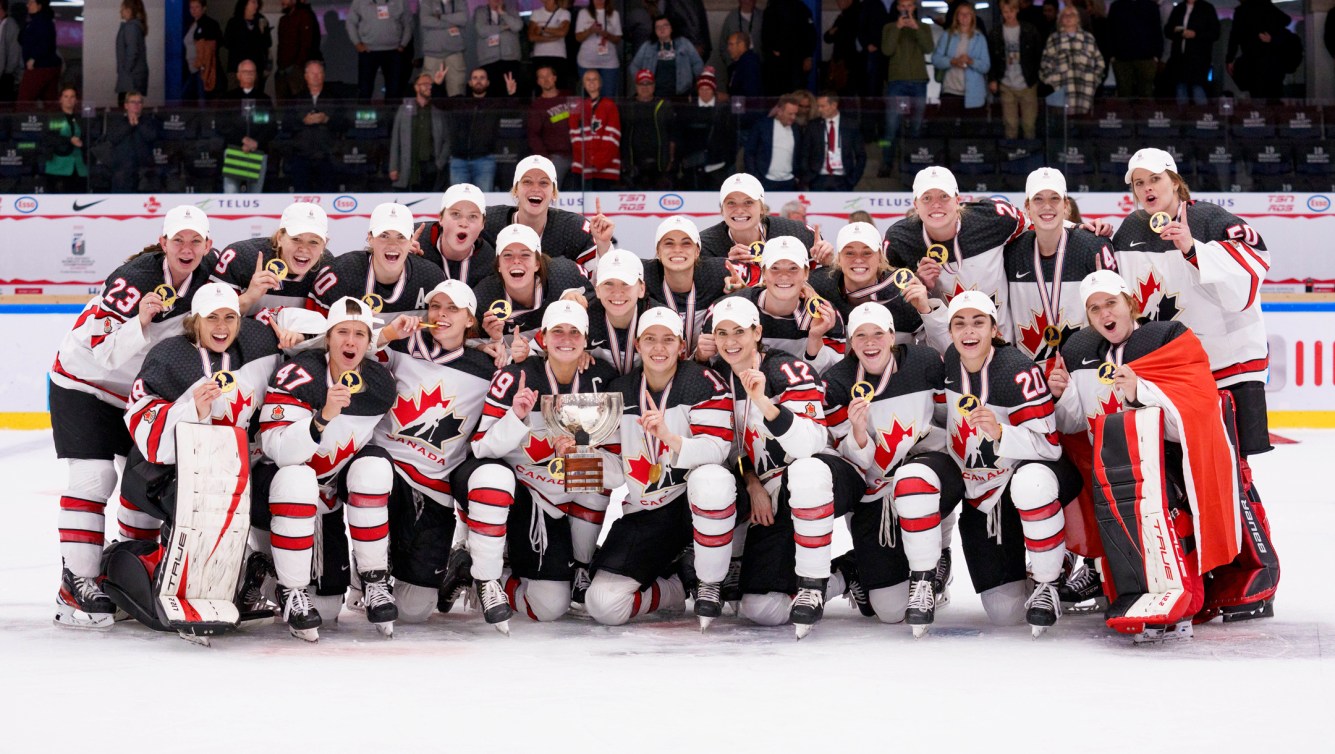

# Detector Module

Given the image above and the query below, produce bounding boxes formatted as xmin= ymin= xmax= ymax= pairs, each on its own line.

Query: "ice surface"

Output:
xmin=1 ymin=430 xmax=1331 ymax=752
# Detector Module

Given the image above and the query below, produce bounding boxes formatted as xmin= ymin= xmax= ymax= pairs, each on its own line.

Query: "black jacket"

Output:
xmin=987 ymin=21 xmax=1043 ymax=88
xmin=675 ymin=100 xmax=738 ymax=170
xmin=801 ymin=114 xmax=866 ymax=187
xmin=1164 ymin=0 xmax=1220 ymax=85
xmin=1105 ymin=0 xmax=1163 ymax=61
xmin=444 ymin=93 xmax=505 ymax=159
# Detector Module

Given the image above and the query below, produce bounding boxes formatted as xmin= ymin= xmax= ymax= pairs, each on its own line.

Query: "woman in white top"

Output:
xmin=575 ymin=0 xmax=623 ymax=97
xmin=527 ymin=0 xmax=571 ymax=92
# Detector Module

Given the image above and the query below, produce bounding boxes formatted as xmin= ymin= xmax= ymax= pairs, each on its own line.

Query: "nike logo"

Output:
xmin=401 ymin=198 xmax=428 ymax=208
xmin=1082 ymin=357 xmax=1098 ymax=365
xmin=943 ymin=378 xmax=956 ymax=385
xmin=1129 ymin=242 xmax=1146 ymax=248
xmin=72 ymin=199 xmax=106 ymax=212
xmin=1015 ymin=270 xmax=1031 ymax=279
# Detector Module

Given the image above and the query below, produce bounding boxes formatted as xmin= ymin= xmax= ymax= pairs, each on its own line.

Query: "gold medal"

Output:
xmin=851 ymin=381 xmax=875 ymax=401
xmin=265 ymin=258 xmax=289 ymax=280
xmin=154 ymin=284 xmax=177 ymax=309
xmin=339 ymin=370 xmax=364 ymax=393
xmin=548 ymin=457 xmax=565 ymax=481
xmin=488 ymin=299 xmax=512 ymax=321
xmin=805 ymin=295 xmax=827 ymax=319
xmin=1043 ymin=325 xmax=1062 ymax=347
xmin=212 ymin=370 xmax=236 ymax=393
xmin=957 ymin=394 xmax=980 ymax=415
xmin=1097 ymin=362 xmax=1117 ymax=384
xmin=892 ymin=268 xmax=914 ymax=289
xmin=749 ymin=241 xmax=765 ymax=262
xmin=926 ymin=243 xmax=950 ymax=265
xmin=1149 ymin=211 xmax=1172 ymax=234
xmin=362 ymin=293 xmax=384 ymax=313
xmin=648 ymin=463 xmax=662 ymax=484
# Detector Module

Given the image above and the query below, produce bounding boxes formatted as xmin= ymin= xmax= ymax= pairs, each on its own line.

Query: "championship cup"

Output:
xmin=540 ymin=392 xmax=624 ymax=492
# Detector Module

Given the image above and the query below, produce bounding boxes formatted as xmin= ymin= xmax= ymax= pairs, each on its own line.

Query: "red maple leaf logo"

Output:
xmin=1087 ymin=390 xmax=1123 ymax=431
xmin=524 ymin=433 xmax=555 ymax=462
xmin=1135 ymin=270 xmax=1162 ymax=313
xmin=309 ymin=437 xmax=358 ymax=477
xmin=1117 ymin=195 xmax=1135 ymax=214
xmin=950 ymin=417 xmax=976 ymax=462
xmin=743 ymin=424 xmax=762 ymax=464
xmin=626 ymin=453 xmax=654 ymax=486
xmin=873 ymin=419 xmax=915 ymax=473
xmin=1018 ymin=309 xmax=1052 ymax=358
xmin=214 ymin=389 xmax=254 ymax=427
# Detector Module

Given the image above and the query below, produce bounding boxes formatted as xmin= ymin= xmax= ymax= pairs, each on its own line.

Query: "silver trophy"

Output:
xmin=540 ymin=390 xmax=623 ymax=492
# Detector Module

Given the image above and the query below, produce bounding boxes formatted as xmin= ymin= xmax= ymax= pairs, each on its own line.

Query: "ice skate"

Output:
xmin=1025 ymin=580 xmax=1062 ymax=638
xmin=722 ymin=558 xmax=742 ymax=615
xmin=177 ymin=629 xmax=212 ymax=647
xmin=905 ymin=570 xmax=936 ymax=638
xmin=1132 ymin=620 xmax=1194 ymax=644
xmin=53 ymin=567 xmax=115 ymax=630
xmin=932 ymin=548 xmax=953 ymax=609
xmin=237 ymin=552 xmax=278 ymax=626
xmin=360 ymin=570 xmax=397 ymax=638
xmin=833 ymin=552 xmax=873 ymax=617
xmin=437 ymin=544 xmax=474 ymax=614
xmin=475 ymin=579 xmax=512 ymax=636
xmin=1221 ymin=598 xmax=1275 ymax=623
xmin=278 ymin=585 xmax=322 ymax=642
xmin=694 ymin=581 xmax=723 ymax=631
xmin=571 ymin=562 xmax=592 ymax=607
xmin=790 ymin=577 xmax=827 ymax=640
xmin=1058 ymin=553 xmax=1107 ymax=614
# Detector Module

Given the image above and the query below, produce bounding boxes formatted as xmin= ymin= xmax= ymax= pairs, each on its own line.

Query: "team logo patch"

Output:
xmin=102 ymin=319 xmax=115 ymax=334
xmin=271 ymin=406 xmax=285 ymax=420
xmin=144 ymin=408 xmax=158 ymax=423
xmin=804 ymin=402 xmax=816 ymax=417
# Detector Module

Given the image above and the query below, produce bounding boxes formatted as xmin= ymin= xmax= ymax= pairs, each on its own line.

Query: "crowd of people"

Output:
xmin=49 ymin=151 xmax=1280 ymax=644
xmin=0 ymin=0 xmax=1329 ymax=195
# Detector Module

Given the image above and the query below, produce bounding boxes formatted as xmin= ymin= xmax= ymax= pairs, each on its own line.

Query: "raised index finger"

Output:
xmin=595 ymin=196 xmax=602 ymax=216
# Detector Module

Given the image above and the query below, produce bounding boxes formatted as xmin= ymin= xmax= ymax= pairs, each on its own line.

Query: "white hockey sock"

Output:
xmin=1011 ymin=464 xmax=1067 ymax=583
xmin=116 ymin=496 xmax=162 ymax=542
xmin=892 ymin=462 xmax=945 ymax=572
xmin=346 ymin=492 xmax=389 ymax=572
xmin=462 ymin=464 xmax=515 ymax=581
xmin=786 ymin=458 xmax=835 ymax=580
xmin=688 ymin=464 xmax=738 ymax=583
xmin=566 ymin=492 xmax=610 ymax=565
xmin=59 ymin=459 xmax=117 ymax=577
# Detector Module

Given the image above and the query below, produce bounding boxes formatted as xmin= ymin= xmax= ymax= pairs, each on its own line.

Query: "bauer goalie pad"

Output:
xmin=155 ymin=423 xmax=252 ymax=634
xmin=1090 ymin=408 xmax=1194 ymax=634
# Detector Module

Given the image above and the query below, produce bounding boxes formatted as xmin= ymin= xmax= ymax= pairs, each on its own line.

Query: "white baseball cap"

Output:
xmin=1025 ymin=167 xmax=1067 ymax=200
xmin=496 ymin=223 xmax=542 ymax=254
xmin=162 ymin=205 xmax=210 ymax=239
xmin=440 ymin=183 xmax=486 ymax=214
xmin=191 ymin=282 xmax=240 ymax=318
xmin=836 ymin=222 xmax=881 ymax=254
xmin=711 ymin=296 xmax=761 ymax=330
xmin=636 ymin=306 xmax=685 ymax=339
xmin=369 ymin=202 xmax=414 ymax=238
xmin=945 ymin=290 xmax=998 ymax=322
xmin=541 ymin=299 xmax=589 ymax=335
xmin=847 ymin=302 xmax=895 ymax=337
xmin=1124 ymin=147 xmax=1177 ymax=184
xmin=655 ymin=215 xmax=701 ymax=247
xmin=912 ymin=166 xmax=959 ymax=200
xmin=513 ymin=155 xmax=558 ymax=187
xmin=760 ymin=236 xmax=809 ymax=269
xmin=325 ymin=295 xmax=384 ymax=333
xmin=1080 ymin=270 xmax=1131 ymax=305
xmin=279 ymin=202 xmax=329 ymax=241
xmin=596 ymin=249 xmax=644 ymax=286
xmin=427 ymin=280 xmax=478 ymax=315
xmin=719 ymin=172 xmax=765 ymax=204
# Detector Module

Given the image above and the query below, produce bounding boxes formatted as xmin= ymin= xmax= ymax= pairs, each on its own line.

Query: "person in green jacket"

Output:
xmin=43 ymin=85 xmax=87 ymax=193
xmin=879 ymin=0 xmax=934 ymax=177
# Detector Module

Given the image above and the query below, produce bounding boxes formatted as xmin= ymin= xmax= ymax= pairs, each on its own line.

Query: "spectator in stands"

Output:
xmin=1018 ymin=0 xmax=1052 ymax=39
xmin=115 ymin=1 xmax=148 ymax=106
xmin=18 ymin=0 xmax=61 ymax=102
xmin=1164 ymin=0 xmax=1219 ymax=105
xmin=224 ymin=0 xmax=272 ymax=93
xmin=276 ymin=0 xmax=321 ymax=101
xmin=716 ymin=0 xmax=762 ymax=74
xmin=1039 ymin=5 xmax=1104 ymax=114
xmin=101 ymin=91 xmax=157 ymax=192
xmin=858 ymin=0 xmax=890 ymax=97
xmin=529 ymin=0 xmax=571 ymax=93
xmin=527 ymin=64 xmax=574 ymax=186
xmin=183 ymin=0 xmax=222 ymax=101
xmin=762 ymin=0 xmax=816 ymax=95
xmin=629 ymin=16 xmax=704 ymax=98
xmin=726 ymin=31 xmax=763 ymax=98
xmin=780 ymin=199 xmax=807 ymax=223
xmin=226 ymin=58 xmax=267 ymax=98
xmin=932 ymin=1 xmax=990 ymax=119
xmin=804 ymin=91 xmax=865 ymax=191
xmin=745 ymin=93 xmax=804 ymax=191
xmin=575 ymin=0 xmax=623 ymax=99
xmin=622 ymin=69 xmax=674 ymax=189
xmin=1105 ymin=0 xmax=1161 ymax=98
xmin=879 ymin=0 xmax=933 ymax=177
xmin=568 ymin=69 xmax=621 ymax=189
xmin=0 ymin=4 xmax=17 ymax=103
xmin=623 ymin=0 xmax=656 ymax=53
xmin=421 ymin=0 xmax=469 ymax=97
xmin=665 ymin=0 xmax=711 ymax=63
xmin=824 ymin=0 xmax=863 ymax=95
xmin=791 ymin=89 xmax=815 ymax=128
xmin=347 ymin=0 xmax=411 ymax=99
xmin=389 ymin=71 xmax=449 ymax=191
xmin=42 ymin=85 xmax=86 ymax=193
xmin=988 ymin=0 xmax=1042 ymax=140
xmin=445 ymin=67 xmax=516 ymax=191
xmin=1226 ymin=0 xmax=1294 ymax=101
xmin=474 ymin=0 xmax=523 ymax=97
xmin=676 ymin=67 xmax=737 ymax=190
xmin=221 ymin=60 xmax=276 ymax=192
xmin=848 ymin=209 xmax=875 ymax=226
xmin=283 ymin=59 xmax=343 ymax=190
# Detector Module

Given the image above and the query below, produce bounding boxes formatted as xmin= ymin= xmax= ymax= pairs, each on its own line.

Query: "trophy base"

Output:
xmin=562 ymin=451 xmax=604 ymax=493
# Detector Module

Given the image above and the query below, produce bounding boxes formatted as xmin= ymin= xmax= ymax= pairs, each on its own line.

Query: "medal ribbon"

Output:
xmin=1032 ymin=229 xmax=1069 ymax=338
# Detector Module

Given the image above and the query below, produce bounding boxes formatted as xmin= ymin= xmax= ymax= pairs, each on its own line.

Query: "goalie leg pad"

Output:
xmin=688 ymin=464 xmax=740 ymax=584
xmin=100 ymin=539 xmax=171 ymax=632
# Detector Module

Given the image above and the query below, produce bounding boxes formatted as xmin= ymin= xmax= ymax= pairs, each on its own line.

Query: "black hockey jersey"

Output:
xmin=471 ymin=256 xmax=595 ymax=345
xmin=642 ymin=256 xmax=732 ymax=353
xmin=712 ymin=286 xmax=846 ymax=373
xmin=711 ymin=350 xmax=830 ymax=486
xmin=699 ymin=215 xmax=817 ymax=289
xmin=808 ymin=267 xmax=926 ymax=345
xmin=413 ymin=220 xmax=497 ymax=290
xmin=1004 ymin=227 xmax=1115 ymax=364
xmin=482 ymin=205 xmax=599 ymax=270
xmin=586 ymin=296 xmax=667 ymax=376
xmin=210 ymin=236 xmax=335 ymax=315
xmin=307 ymin=251 xmax=446 ymax=317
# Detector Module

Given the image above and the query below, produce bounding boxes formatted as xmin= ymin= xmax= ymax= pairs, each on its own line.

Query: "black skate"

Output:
xmin=54 ymin=567 xmax=115 ymax=630
xmin=1025 ymin=580 xmax=1062 ymax=638
xmin=475 ymin=579 xmax=512 ymax=636
xmin=571 ymin=562 xmax=592 ymax=607
xmin=790 ymin=576 xmax=827 ymax=640
xmin=277 ymin=585 xmax=322 ymax=642
xmin=832 ymin=552 xmax=874 ymax=617
xmin=437 ymin=545 xmax=473 ymax=614
xmin=721 ymin=557 xmax=742 ymax=615
xmin=1221 ymin=598 xmax=1275 ymax=623
xmin=932 ymin=548 xmax=953 ymax=609
xmin=237 ymin=552 xmax=277 ymax=626
xmin=1058 ymin=553 xmax=1107 ymax=613
xmin=905 ymin=570 xmax=936 ymax=638
xmin=694 ymin=581 xmax=723 ymax=631
xmin=676 ymin=546 xmax=698 ymax=597
xmin=360 ymin=570 xmax=397 ymax=637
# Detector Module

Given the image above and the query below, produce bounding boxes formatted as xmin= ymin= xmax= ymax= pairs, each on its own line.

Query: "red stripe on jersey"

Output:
xmin=1025 ymin=530 xmax=1066 ymax=552
xmin=1044 ymin=431 xmax=1060 ymax=446
xmin=893 ymin=478 xmax=940 ymax=497
xmin=1009 ymin=401 xmax=1054 ymax=426
xmin=271 ymin=533 xmax=314 ymax=550
xmin=690 ymin=503 xmax=736 ymax=520
xmin=899 ymin=513 xmax=942 ymax=532
xmin=791 ymin=501 xmax=834 ymax=520
xmin=59 ymin=528 xmax=104 ymax=545
xmin=691 ymin=425 xmax=734 ymax=442
xmin=630 ymin=588 xmax=642 ymax=617
xmin=350 ymin=522 xmax=389 ymax=541
xmin=794 ymin=531 xmax=833 ymax=548
xmin=260 ymin=421 xmax=294 ymax=433
xmin=482 ymin=403 xmax=507 ymax=418
xmin=304 ymin=298 xmax=328 ymax=314
xmin=51 ymin=355 xmax=129 ymax=402
xmin=824 ymin=338 xmax=846 ymax=354
xmin=1235 ymin=240 xmax=1269 ymax=271
xmin=129 ymin=399 xmax=170 ymax=442
xmin=119 ymin=496 xmax=141 ymax=511
xmin=461 ymin=510 xmax=507 ymax=537
xmin=347 ymin=493 xmax=388 ymax=509
xmin=270 ymin=502 xmax=316 ymax=518
xmin=647 ymin=581 xmax=661 ymax=614
xmin=696 ymin=398 xmax=733 ymax=412
xmin=825 ymin=406 xmax=849 ymax=427
xmin=561 ymin=501 xmax=605 ymax=524
xmin=1212 ymin=357 xmax=1269 ymax=381
xmin=967 ymin=486 xmax=1001 ymax=509
xmin=933 ymin=393 xmax=946 ymax=404
xmin=603 ymin=444 xmax=622 ymax=454
xmin=393 ymin=460 xmax=452 ymax=494
xmin=1017 ymin=499 xmax=1062 ymax=522
xmin=576 ymin=245 xmax=598 ymax=267
xmin=469 ymin=487 xmax=514 ymax=508
xmin=1218 ymin=241 xmax=1260 ymax=309
xmin=145 ymin=402 xmax=170 ymax=462
xmin=263 ymin=393 xmax=310 ymax=409
xmin=59 ymin=496 xmax=105 ymax=513
xmin=119 ymin=522 xmax=160 ymax=540
xmin=694 ymin=529 xmax=733 ymax=547
xmin=778 ymin=388 xmax=824 ymax=404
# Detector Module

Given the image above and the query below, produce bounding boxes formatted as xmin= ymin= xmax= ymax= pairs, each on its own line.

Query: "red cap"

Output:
xmin=635 ymin=69 xmax=654 ymax=85
xmin=696 ymin=66 xmax=718 ymax=91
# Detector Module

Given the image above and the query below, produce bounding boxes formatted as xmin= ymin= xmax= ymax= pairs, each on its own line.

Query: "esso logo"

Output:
xmin=1308 ymin=195 xmax=1331 ymax=213
xmin=659 ymin=193 xmax=685 ymax=212
xmin=14 ymin=196 xmax=38 ymax=213
xmin=333 ymin=195 xmax=358 ymax=213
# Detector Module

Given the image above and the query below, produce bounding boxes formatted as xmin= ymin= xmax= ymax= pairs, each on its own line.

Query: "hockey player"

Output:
xmin=585 ymin=308 xmax=737 ymax=628
xmin=1112 ymin=148 xmax=1276 ymax=620
xmin=210 ymin=202 xmax=335 ymax=316
xmin=254 ymin=296 xmax=397 ymax=640
xmin=931 ymin=291 xmax=1083 ymax=636
xmin=699 ymin=173 xmax=827 ymax=286
xmin=472 ymin=223 xmax=595 ymax=350
xmin=308 ymin=202 xmax=446 ymax=318
xmin=468 ymin=301 xmax=621 ymax=619
xmin=585 ymin=249 xmax=663 ymax=376
xmin=1006 ymin=168 xmax=1117 ymax=366
xmin=482 ymin=155 xmax=615 ymax=272
xmin=50 ymin=205 xmax=216 ymax=629
xmin=642 ymin=215 xmax=732 ymax=360
xmin=808 ymin=221 xmax=924 ymax=344
xmin=823 ymin=302 xmax=962 ymax=636
xmin=371 ymin=281 xmax=512 ymax=630
xmin=411 ymin=184 xmax=496 ymax=288
xmin=708 ymin=296 xmax=852 ymax=639
xmin=886 ymin=166 xmax=1027 ymax=338
xmin=1048 ymin=270 xmax=1246 ymax=641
